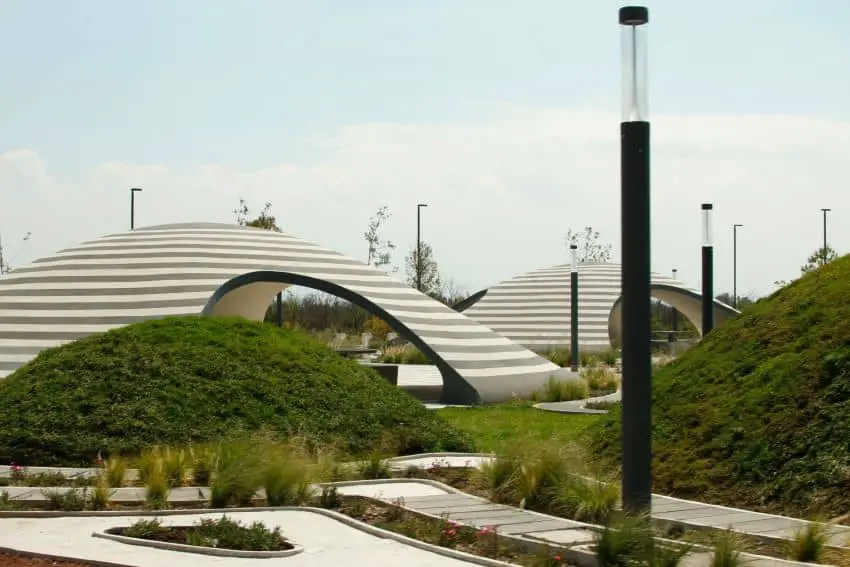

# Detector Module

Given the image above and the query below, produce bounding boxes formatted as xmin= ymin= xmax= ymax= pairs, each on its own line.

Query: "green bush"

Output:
xmin=538 ymin=376 xmax=589 ymax=403
xmin=0 ymin=316 xmax=472 ymax=465
xmin=588 ymin=256 xmax=850 ymax=516
xmin=789 ymin=522 xmax=828 ymax=563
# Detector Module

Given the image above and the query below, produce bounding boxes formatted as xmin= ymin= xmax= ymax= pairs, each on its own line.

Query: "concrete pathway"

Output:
xmin=386 ymin=455 xmax=850 ymax=548
xmin=534 ymin=390 xmax=621 ymax=414
xmin=334 ymin=479 xmax=816 ymax=567
xmin=0 ymin=509 xmax=488 ymax=567
xmin=4 ymin=453 xmax=850 ymax=548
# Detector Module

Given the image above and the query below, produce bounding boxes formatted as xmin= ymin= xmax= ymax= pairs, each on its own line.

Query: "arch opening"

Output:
xmin=201 ymin=270 xmax=480 ymax=404
xmin=608 ymin=284 xmax=739 ymax=349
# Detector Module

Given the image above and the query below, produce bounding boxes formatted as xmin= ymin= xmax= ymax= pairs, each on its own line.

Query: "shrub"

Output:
xmin=105 ymin=456 xmax=126 ymax=488
xmin=594 ymin=513 xmax=654 ymax=567
xmin=0 ymin=316 xmax=472 ymax=465
xmin=144 ymin=463 xmax=169 ymax=510
xmin=262 ymin=451 xmax=310 ymax=506
xmin=162 ymin=447 xmax=188 ymax=488
xmin=538 ymin=376 xmax=589 ymax=403
xmin=89 ymin=476 xmax=113 ymax=510
xmin=192 ymin=516 xmax=289 ymax=551
xmin=377 ymin=344 xmax=431 ymax=364
xmin=543 ymin=349 xmax=572 ymax=367
xmin=710 ymin=530 xmax=743 ymax=567
xmin=189 ymin=445 xmax=215 ymax=486
xmin=581 ymin=366 xmax=619 ymax=393
xmin=209 ymin=439 xmax=261 ymax=508
xmin=357 ymin=453 xmax=391 ymax=480
xmin=477 ymin=453 xmax=520 ymax=503
xmin=42 ymin=488 xmax=87 ymax=511
xmin=554 ymin=475 xmax=620 ymax=524
xmin=122 ymin=518 xmax=169 ymax=539
xmin=789 ymin=522 xmax=829 ymax=563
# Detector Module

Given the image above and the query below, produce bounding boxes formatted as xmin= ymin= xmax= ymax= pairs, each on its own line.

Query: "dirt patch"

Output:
xmin=0 ymin=552 xmax=101 ymax=567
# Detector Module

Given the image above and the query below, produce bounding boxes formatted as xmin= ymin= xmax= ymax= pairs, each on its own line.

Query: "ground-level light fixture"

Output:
xmin=619 ymin=4 xmax=651 ymax=515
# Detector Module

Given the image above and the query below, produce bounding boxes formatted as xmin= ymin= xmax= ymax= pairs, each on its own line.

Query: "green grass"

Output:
xmin=589 ymin=255 xmax=850 ymax=517
xmin=435 ymin=402 xmax=602 ymax=454
xmin=0 ymin=316 xmax=472 ymax=466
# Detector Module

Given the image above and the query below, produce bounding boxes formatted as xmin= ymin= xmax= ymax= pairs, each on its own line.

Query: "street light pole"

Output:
xmin=619 ymin=5 xmax=651 ymax=516
xmin=702 ymin=204 xmax=714 ymax=336
xmin=671 ymin=269 xmax=678 ymax=332
xmin=821 ymin=208 xmax=831 ymax=266
xmin=130 ymin=187 xmax=143 ymax=230
xmin=416 ymin=203 xmax=428 ymax=292
xmin=570 ymin=244 xmax=579 ymax=372
xmin=733 ymin=224 xmax=743 ymax=308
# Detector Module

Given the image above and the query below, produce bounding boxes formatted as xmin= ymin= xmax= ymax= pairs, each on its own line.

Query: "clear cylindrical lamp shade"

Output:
xmin=701 ymin=203 xmax=714 ymax=247
xmin=570 ymin=244 xmax=578 ymax=273
xmin=619 ymin=6 xmax=649 ymax=122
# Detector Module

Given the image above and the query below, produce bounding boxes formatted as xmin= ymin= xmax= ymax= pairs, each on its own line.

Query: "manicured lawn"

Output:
xmin=435 ymin=402 xmax=602 ymax=454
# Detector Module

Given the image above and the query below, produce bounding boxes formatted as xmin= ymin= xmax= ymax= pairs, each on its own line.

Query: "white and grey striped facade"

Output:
xmin=459 ymin=262 xmax=738 ymax=351
xmin=0 ymin=223 xmax=572 ymax=404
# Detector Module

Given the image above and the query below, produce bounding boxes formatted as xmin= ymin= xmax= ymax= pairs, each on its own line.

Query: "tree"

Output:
xmin=715 ymin=292 xmax=755 ymax=309
xmin=801 ymin=245 xmax=838 ymax=274
xmin=405 ymin=241 xmax=441 ymax=295
xmin=363 ymin=206 xmax=396 ymax=271
xmin=234 ymin=199 xmax=281 ymax=232
xmin=565 ymin=226 xmax=613 ymax=263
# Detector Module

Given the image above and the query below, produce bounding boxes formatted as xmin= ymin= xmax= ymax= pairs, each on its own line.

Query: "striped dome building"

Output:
xmin=0 ymin=222 xmax=574 ymax=404
xmin=457 ymin=262 xmax=738 ymax=352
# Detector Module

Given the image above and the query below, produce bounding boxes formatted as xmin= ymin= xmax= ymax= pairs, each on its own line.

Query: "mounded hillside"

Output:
xmin=590 ymin=256 xmax=850 ymax=517
xmin=0 ymin=316 xmax=472 ymax=466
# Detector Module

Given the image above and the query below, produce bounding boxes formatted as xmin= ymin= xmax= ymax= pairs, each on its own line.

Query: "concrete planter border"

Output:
xmin=93 ymin=528 xmax=304 ymax=558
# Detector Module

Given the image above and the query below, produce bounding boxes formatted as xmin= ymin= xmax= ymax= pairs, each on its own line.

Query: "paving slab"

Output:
xmin=684 ymin=512 xmax=774 ymax=528
xmin=526 ymin=528 xmax=597 ymax=545
xmin=499 ymin=519 xmax=581 ymax=535
xmin=335 ymin=482 xmax=450 ymax=500
xmin=655 ymin=506 xmax=761 ymax=521
xmin=438 ymin=508 xmax=532 ymax=522
xmin=722 ymin=517 xmax=800 ymax=534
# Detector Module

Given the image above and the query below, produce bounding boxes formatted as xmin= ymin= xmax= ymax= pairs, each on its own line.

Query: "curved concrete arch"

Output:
xmin=0 ymin=222 xmax=571 ymax=403
xmin=608 ymin=283 xmax=738 ymax=346
xmin=457 ymin=262 xmax=739 ymax=351
xmin=201 ymin=270 xmax=482 ymax=402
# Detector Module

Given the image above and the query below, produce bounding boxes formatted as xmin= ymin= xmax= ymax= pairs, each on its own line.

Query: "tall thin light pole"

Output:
xmin=130 ymin=187 xmax=143 ymax=230
xmin=416 ymin=203 xmax=428 ymax=291
xmin=671 ymin=268 xmax=678 ymax=332
xmin=619 ymin=5 xmax=651 ymax=515
xmin=701 ymin=204 xmax=714 ymax=336
xmin=733 ymin=224 xmax=743 ymax=308
xmin=570 ymin=244 xmax=579 ymax=372
xmin=821 ymin=208 xmax=831 ymax=266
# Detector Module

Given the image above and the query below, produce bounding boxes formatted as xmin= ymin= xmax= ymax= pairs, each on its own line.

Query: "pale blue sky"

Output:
xmin=1 ymin=1 xmax=850 ymax=296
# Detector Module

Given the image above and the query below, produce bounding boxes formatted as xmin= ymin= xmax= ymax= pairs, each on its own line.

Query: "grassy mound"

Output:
xmin=0 ymin=316 xmax=472 ymax=465
xmin=589 ymin=256 xmax=850 ymax=516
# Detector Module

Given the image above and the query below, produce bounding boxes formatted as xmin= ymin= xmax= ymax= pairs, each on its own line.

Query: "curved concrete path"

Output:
xmin=0 ymin=509 xmax=490 ymax=567
xmin=534 ymin=390 xmax=621 ymax=414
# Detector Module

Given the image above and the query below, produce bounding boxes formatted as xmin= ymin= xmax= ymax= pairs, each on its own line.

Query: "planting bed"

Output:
xmin=336 ymin=495 xmax=571 ymax=566
xmin=0 ymin=553 xmax=100 ymax=567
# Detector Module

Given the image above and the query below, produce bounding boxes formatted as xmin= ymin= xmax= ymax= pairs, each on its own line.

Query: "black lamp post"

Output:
xmin=570 ymin=244 xmax=579 ymax=372
xmin=733 ymin=224 xmax=743 ymax=308
xmin=821 ymin=208 xmax=831 ymax=266
xmin=619 ymin=5 xmax=651 ymax=515
xmin=416 ymin=203 xmax=428 ymax=292
xmin=130 ymin=188 xmax=143 ymax=230
xmin=671 ymin=269 xmax=678 ymax=332
xmin=701 ymin=204 xmax=714 ymax=336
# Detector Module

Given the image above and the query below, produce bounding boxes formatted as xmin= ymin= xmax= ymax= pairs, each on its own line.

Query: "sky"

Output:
xmin=1 ymin=0 xmax=849 ymax=298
